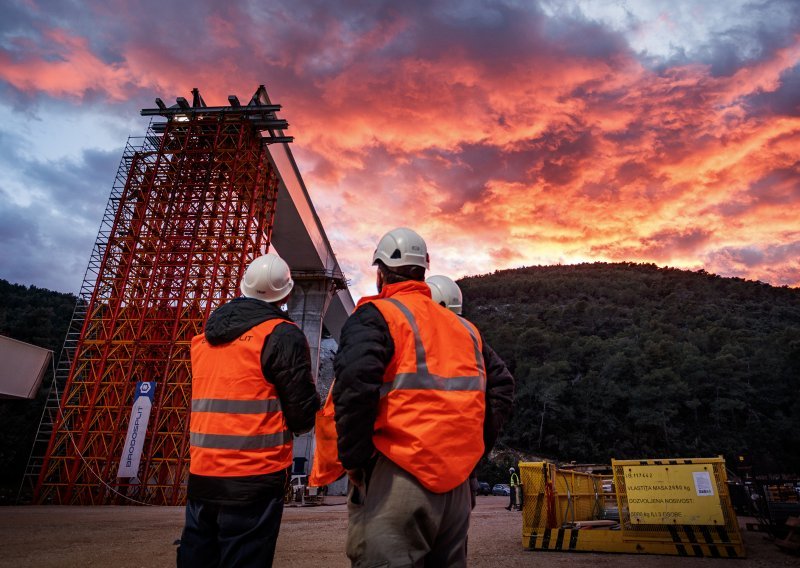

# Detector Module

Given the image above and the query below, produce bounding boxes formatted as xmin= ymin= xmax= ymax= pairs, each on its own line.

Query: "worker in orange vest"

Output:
xmin=306 ymin=273 xmax=467 ymax=491
xmin=308 ymin=274 xmax=472 ymax=491
xmin=178 ymin=253 xmax=321 ymax=568
xmin=427 ymin=273 xmax=486 ymax=510
xmin=308 ymin=383 xmax=345 ymax=488
xmin=333 ymin=228 xmax=515 ymax=567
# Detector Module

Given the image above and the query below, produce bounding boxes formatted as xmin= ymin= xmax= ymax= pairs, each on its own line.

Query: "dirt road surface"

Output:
xmin=0 ymin=496 xmax=795 ymax=567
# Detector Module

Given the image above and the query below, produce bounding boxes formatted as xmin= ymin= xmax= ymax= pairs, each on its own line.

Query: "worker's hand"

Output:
xmin=346 ymin=468 xmax=367 ymax=506
xmin=347 ymin=468 xmax=365 ymax=488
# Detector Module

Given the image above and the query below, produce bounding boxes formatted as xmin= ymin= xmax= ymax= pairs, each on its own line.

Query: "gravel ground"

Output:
xmin=0 ymin=496 xmax=795 ymax=567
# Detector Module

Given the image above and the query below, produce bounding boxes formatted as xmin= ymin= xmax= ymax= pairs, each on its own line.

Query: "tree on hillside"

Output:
xmin=461 ymin=263 xmax=800 ymax=473
xmin=0 ymin=279 xmax=76 ymax=503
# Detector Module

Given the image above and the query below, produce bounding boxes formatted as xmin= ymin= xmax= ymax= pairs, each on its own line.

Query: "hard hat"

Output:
xmin=240 ymin=253 xmax=294 ymax=303
xmin=372 ymin=227 xmax=429 ymax=269
xmin=509 ymin=467 xmax=515 ymax=473
xmin=426 ymin=275 xmax=462 ymax=314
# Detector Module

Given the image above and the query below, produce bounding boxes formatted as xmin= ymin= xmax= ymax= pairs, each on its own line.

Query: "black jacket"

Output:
xmin=333 ymin=301 xmax=515 ymax=471
xmin=187 ymin=297 xmax=321 ymax=505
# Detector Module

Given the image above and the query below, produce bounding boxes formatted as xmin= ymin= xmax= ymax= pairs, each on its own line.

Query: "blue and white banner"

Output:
xmin=117 ymin=381 xmax=156 ymax=478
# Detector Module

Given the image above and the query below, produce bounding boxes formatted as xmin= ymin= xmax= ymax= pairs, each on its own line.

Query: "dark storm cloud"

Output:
xmin=747 ymin=166 xmax=800 ymax=204
xmin=746 ymin=64 xmax=800 ymax=117
xmin=0 ymin=0 xmax=36 ymax=36
xmin=0 ymin=123 xmax=119 ymax=291
xmin=591 ymin=228 xmax=714 ymax=263
xmin=0 ymin=192 xmax=95 ymax=292
xmin=645 ymin=228 xmax=714 ymax=255
xmin=0 ymin=119 xmax=119 ymax=211
xmin=489 ymin=246 xmax=522 ymax=263
xmin=0 ymin=81 xmax=35 ymax=110
xmin=18 ymin=0 xmax=623 ymax=92
xmin=391 ymin=124 xmax=598 ymax=214
xmin=23 ymin=147 xmax=121 ymax=212
xmin=538 ymin=129 xmax=597 ymax=187
xmin=613 ymin=160 xmax=656 ymax=186
xmin=714 ymin=165 xmax=800 ymax=218
xmin=707 ymin=240 xmax=800 ymax=268
xmin=410 ymin=143 xmax=538 ymax=212
xmin=0 ymin=194 xmax=37 ymax=242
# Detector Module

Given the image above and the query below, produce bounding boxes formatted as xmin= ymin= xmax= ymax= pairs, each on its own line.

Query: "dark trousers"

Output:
xmin=346 ymin=455 xmax=472 ymax=567
xmin=178 ymin=495 xmax=284 ymax=568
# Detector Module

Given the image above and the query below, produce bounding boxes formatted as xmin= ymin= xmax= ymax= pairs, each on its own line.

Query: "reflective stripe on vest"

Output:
xmin=189 ymin=318 xmax=293 ymax=477
xmin=379 ymin=298 xmax=486 ymax=397
xmin=369 ymin=290 xmax=487 ymax=494
xmin=190 ymin=430 xmax=293 ymax=450
xmin=191 ymin=398 xmax=283 ymax=414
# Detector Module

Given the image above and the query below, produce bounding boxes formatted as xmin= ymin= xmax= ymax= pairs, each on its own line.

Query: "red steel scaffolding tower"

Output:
xmin=26 ymin=86 xmax=290 ymax=505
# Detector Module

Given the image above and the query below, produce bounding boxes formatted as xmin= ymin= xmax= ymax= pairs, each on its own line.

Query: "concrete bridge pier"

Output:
xmin=286 ymin=270 xmax=347 ymax=486
xmin=287 ymin=270 xmax=344 ymax=380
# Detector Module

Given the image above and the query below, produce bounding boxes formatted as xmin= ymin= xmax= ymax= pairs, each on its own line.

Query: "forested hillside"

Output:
xmin=460 ymin=263 xmax=800 ymax=473
xmin=2 ymin=264 xmax=799 ymax=502
xmin=0 ymin=279 xmax=76 ymax=502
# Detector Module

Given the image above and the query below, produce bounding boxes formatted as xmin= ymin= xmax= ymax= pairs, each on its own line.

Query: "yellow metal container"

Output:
xmin=520 ymin=457 xmax=745 ymax=557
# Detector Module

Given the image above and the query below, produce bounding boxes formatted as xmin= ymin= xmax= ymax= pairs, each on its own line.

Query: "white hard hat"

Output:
xmin=240 ymin=253 xmax=294 ymax=303
xmin=509 ymin=467 xmax=515 ymax=473
xmin=426 ymin=275 xmax=462 ymax=314
xmin=372 ymin=227 xmax=429 ymax=269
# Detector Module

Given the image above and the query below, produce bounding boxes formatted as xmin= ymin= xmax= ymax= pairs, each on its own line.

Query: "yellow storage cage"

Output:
xmin=520 ymin=457 xmax=745 ymax=557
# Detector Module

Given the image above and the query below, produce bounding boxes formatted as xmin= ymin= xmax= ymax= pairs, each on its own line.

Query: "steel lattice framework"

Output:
xmin=29 ymin=87 xmax=287 ymax=505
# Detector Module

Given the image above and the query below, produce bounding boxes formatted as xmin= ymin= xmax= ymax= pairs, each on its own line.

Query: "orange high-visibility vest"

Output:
xmin=366 ymin=285 xmax=486 ymax=493
xmin=189 ymin=319 xmax=293 ymax=477
xmin=308 ymin=385 xmax=345 ymax=487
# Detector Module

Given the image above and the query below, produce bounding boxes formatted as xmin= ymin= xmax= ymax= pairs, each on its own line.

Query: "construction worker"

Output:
xmin=426 ymin=274 xmax=463 ymax=314
xmin=178 ymin=253 xmax=321 ymax=568
xmin=309 ymin=276 xmax=471 ymax=490
xmin=333 ymin=228 xmax=515 ymax=567
xmin=506 ymin=467 xmax=521 ymax=511
xmin=427 ymin=274 xmax=478 ymax=510
xmin=307 ymin=275 xmax=474 ymax=492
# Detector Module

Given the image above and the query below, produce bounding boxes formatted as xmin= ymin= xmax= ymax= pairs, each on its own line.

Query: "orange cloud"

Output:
xmin=2 ymin=4 xmax=799 ymax=297
xmin=0 ymin=28 xmax=138 ymax=99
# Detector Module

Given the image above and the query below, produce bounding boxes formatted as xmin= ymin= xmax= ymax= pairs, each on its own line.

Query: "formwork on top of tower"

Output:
xmin=21 ymin=85 xmax=353 ymax=506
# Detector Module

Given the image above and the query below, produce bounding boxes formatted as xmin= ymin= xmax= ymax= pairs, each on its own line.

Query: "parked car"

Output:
xmin=476 ymin=481 xmax=491 ymax=496
xmin=492 ymin=483 xmax=510 ymax=496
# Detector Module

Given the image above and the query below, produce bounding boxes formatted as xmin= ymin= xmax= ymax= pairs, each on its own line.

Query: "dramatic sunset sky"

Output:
xmin=1 ymin=0 xmax=798 ymax=299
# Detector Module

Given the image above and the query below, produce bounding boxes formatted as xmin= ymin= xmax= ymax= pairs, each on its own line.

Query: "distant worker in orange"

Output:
xmin=333 ymin=228 xmax=515 ymax=567
xmin=178 ymin=253 xmax=321 ymax=568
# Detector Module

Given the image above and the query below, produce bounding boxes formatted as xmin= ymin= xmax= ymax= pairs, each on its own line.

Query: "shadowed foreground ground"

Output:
xmin=0 ymin=496 xmax=794 ymax=567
